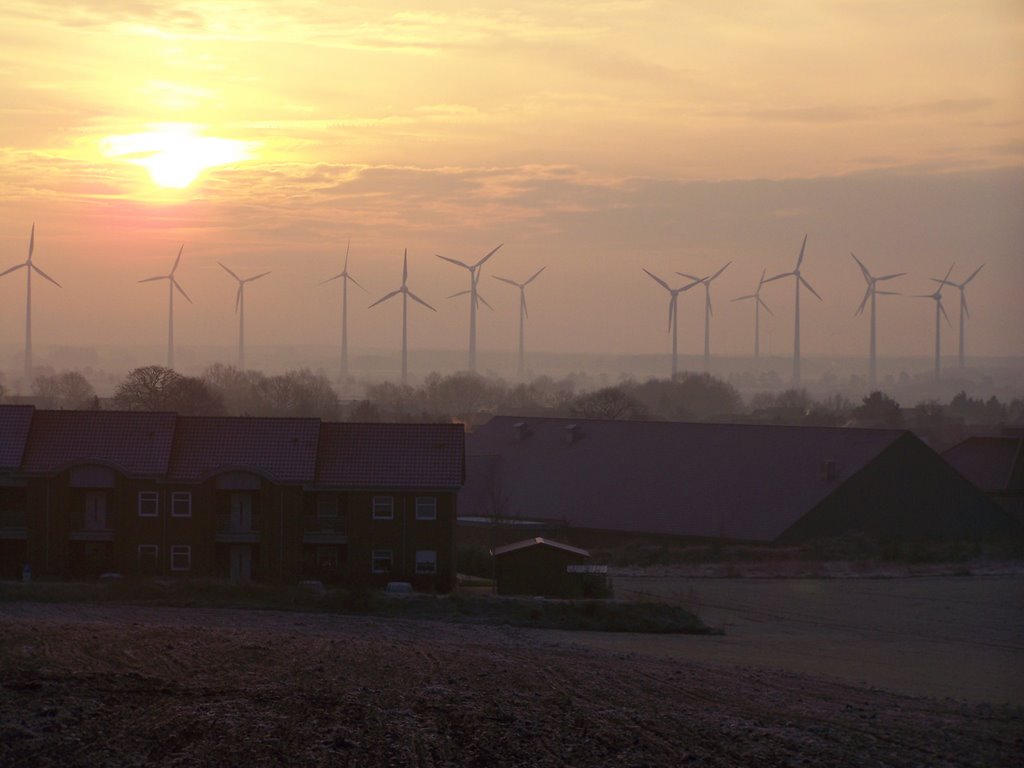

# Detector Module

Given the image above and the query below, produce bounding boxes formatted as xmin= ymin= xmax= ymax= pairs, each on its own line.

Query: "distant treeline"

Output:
xmin=3 ymin=367 xmax=1021 ymax=448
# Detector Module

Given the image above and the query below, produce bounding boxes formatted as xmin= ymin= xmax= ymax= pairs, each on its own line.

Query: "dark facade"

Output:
xmin=492 ymin=537 xmax=591 ymax=597
xmin=0 ymin=407 xmax=464 ymax=590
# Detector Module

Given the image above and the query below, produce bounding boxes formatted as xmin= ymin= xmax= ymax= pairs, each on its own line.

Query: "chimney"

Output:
xmin=564 ymin=423 xmax=584 ymax=444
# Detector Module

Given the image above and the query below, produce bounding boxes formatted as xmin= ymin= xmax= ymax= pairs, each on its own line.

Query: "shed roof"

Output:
xmin=316 ymin=422 xmax=464 ymax=489
xmin=461 ymin=416 xmax=906 ymax=542
xmin=492 ymin=537 xmax=591 ymax=558
xmin=0 ymin=405 xmax=34 ymax=471
xmin=19 ymin=409 xmax=177 ymax=477
xmin=943 ymin=437 xmax=1024 ymax=492
xmin=167 ymin=416 xmax=321 ymax=484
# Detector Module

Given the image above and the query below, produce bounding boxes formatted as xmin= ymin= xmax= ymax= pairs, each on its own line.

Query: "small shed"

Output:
xmin=492 ymin=537 xmax=604 ymax=597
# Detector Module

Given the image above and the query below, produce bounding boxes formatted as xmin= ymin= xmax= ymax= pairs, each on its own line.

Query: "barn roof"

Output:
xmin=461 ymin=416 xmax=907 ymax=542
xmin=492 ymin=537 xmax=591 ymax=558
xmin=19 ymin=409 xmax=177 ymax=477
xmin=167 ymin=416 xmax=321 ymax=484
xmin=0 ymin=405 xmax=34 ymax=471
xmin=943 ymin=437 xmax=1024 ymax=492
xmin=316 ymin=422 xmax=465 ymax=489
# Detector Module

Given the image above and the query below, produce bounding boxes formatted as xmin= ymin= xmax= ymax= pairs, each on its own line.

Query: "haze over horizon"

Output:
xmin=2 ymin=2 xmax=1022 ymax=374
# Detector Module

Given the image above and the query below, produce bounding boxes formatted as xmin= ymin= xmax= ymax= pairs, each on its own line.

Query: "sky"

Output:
xmin=0 ymin=1 xmax=1022 ymax=378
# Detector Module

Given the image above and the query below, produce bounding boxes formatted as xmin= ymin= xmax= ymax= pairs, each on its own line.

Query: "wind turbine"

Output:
xmin=731 ymin=269 xmax=774 ymax=360
xmin=913 ymin=263 xmax=955 ymax=382
xmin=319 ymin=240 xmax=366 ymax=377
xmin=935 ymin=264 xmax=984 ymax=369
xmin=369 ymin=250 xmax=436 ymax=384
xmin=219 ymin=263 xmax=271 ymax=370
xmin=493 ymin=266 xmax=546 ymax=379
xmin=763 ymin=235 xmax=822 ymax=384
xmin=677 ymin=262 xmax=731 ymax=372
xmin=138 ymin=245 xmax=191 ymax=370
xmin=1 ymin=224 xmax=61 ymax=380
xmin=850 ymin=253 xmax=905 ymax=388
xmin=642 ymin=269 xmax=701 ymax=378
xmin=436 ymin=244 xmax=502 ymax=372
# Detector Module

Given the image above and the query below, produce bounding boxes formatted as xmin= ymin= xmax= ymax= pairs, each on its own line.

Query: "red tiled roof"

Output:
xmin=943 ymin=437 xmax=1024 ymax=492
xmin=20 ymin=409 xmax=176 ymax=477
xmin=0 ymin=405 xmax=34 ymax=471
xmin=167 ymin=417 xmax=321 ymax=484
xmin=316 ymin=423 xmax=464 ymax=489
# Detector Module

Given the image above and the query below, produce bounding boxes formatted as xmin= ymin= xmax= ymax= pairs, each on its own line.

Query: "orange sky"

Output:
xmin=1 ymin=1 xmax=1022 ymax=378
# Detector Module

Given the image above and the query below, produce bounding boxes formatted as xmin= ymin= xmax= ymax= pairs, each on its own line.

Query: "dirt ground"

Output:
xmin=1 ymin=599 xmax=1022 ymax=767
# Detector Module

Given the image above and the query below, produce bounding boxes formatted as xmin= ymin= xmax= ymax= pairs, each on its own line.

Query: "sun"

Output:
xmin=101 ymin=124 xmax=250 ymax=189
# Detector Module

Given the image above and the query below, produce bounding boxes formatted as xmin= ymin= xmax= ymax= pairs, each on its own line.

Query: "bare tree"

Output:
xmin=31 ymin=371 xmax=96 ymax=410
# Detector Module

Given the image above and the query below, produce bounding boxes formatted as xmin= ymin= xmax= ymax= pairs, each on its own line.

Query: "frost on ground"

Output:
xmin=0 ymin=602 xmax=1021 ymax=768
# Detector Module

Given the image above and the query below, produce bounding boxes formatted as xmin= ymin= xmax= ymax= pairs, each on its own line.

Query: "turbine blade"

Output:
xmin=448 ymin=289 xmax=471 ymax=299
xmin=28 ymin=223 xmax=35 ymax=260
xmin=319 ymin=272 xmax=345 ymax=285
xmin=667 ymin=294 xmax=675 ymax=332
xmin=850 ymin=252 xmax=871 ymax=282
xmin=762 ymin=272 xmax=792 ymax=283
xmin=474 ymin=243 xmax=503 ymax=269
xmin=138 ymin=275 xmax=165 ymax=284
xmin=346 ymin=273 xmax=368 ymax=292
xmin=235 ymin=286 xmax=242 ymax=313
xmin=369 ymin=289 xmax=401 ymax=309
xmin=675 ymin=271 xmax=702 ymax=282
xmin=732 ymin=294 xmax=756 ymax=302
xmin=707 ymin=291 xmax=714 ymax=317
xmin=171 ymin=244 xmax=184 ymax=274
xmin=796 ymin=234 xmax=807 ymax=270
xmin=344 ymin=239 xmax=350 ymax=271
xmin=709 ymin=261 xmax=731 ymax=281
xmin=246 ymin=271 xmax=271 ymax=282
xmin=493 ymin=275 xmax=520 ymax=287
xmin=800 ymin=275 xmax=823 ymax=301
xmin=522 ymin=292 xmax=529 ymax=318
xmin=31 ymin=264 xmax=61 ymax=287
xmin=876 ymin=290 xmax=900 ymax=296
xmin=964 ymin=263 xmax=985 ymax=285
xmin=757 ymin=268 xmax=767 ymax=286
xmin=962 ymin=293 xmax=970 ymax=318
xmin=406 ymin=290 xmax=436 ymax=312
xmin=219 ymin=262 xmax=240 ymax=281
xmin=436 ymin=254 xmax=471 ymax=270
xmin=940 ymin=301 xmax=952 ymax=327
xmin=477 ymin=293 xmax=494 ymax=311
xmin=524 ymin=266 xmax=546 ymax=284
xmin=402 ymin=250 xmax=408 ymax=285
xmin=758 ymin=297 xmax=774 ymax=316
xmin=855 ymin=287 xmax=871 ymax=316
xmin=876 ymin=272 xmax=905 ymax=281
xmin=940 ymin=262 xmax=955 ymax=285
xmin=0 ymin=263 xmax=27 ymax=278
xmin=643 ymin=268 xmax=670 ymax=292
xmin=173 ymin=278 xmax=192 ymax=304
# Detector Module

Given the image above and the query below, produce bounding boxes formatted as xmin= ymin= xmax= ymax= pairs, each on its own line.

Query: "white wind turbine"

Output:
xmin=493 ymin=266 xmax=546 ymax=379
xmin=913 ymin=263 xmax=955 ymax=382
xmin=731 ymin=269 xmax=774 ymax=360
xmin=1 ymin=223 xmax=61 ymax=381
xmin=850 ymin=252 xmax=905 ymax=388
xmin=677 ymin=262 xmax=731 ymax=372
xmin=643 ymin=269 xmax=701 ymax=378
xmin=138 ymin=245 xmax=191 ymax=370
xmin=219 ymin=263 xmax=271 ymax=370
xmin=763 ymin=235 xmax=822 ymax=384
xmin=437 ymin=244 xmax=502 ymax=372
xmin=369 ymin=249 xmax=436 ymax=384
xmin=935 ymin=264 xmax=984 ymax=370
xmin=319 ymin=240 xmax=366 ymax=377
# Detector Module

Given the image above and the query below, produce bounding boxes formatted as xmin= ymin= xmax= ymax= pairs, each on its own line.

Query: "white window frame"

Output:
xmin=371 ymin=549 xmax=393 ymax=574
xmin=170 ymin=545 xmax=191 ymax=572
xmin=415 ymin=550 xmax=437 ymax=574
xmin=171 ymin=492 xmax=192 ymax=518
xmin=316 ymin=495 xmax=339 ymax=519
xmin=138 ymin=544 xmax=159 ymax=561
xmin=138 ymin=491 xmax=159 ymax=517
xmin=372 ymin=496 xmax=394 ymax=520
xmin=415 ymin=497 xmax=437 ymax=521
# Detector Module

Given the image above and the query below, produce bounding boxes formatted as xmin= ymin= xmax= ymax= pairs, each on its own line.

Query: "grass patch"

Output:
xmin=0 ymin=580 xmax=715 ymax=634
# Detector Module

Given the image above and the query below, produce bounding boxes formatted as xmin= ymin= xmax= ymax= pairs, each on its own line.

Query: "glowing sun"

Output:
xmin=101 ymin=124 xmax=250 ymax=188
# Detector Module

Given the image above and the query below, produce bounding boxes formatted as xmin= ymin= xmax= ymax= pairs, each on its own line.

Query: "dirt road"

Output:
xmin=1 ymin=601 xmax=1021 ymax=767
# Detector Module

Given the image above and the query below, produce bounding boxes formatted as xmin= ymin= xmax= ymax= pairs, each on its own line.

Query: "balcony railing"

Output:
xmin=303 ymin=515 xmax=347 ymax=543
xmin=215 ymin=510 xmax=260 ymax=543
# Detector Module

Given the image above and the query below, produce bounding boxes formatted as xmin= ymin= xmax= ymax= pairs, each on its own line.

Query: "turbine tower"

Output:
xmin=436 ymin=244 xmax=502 ymax=372
xmin=936 ymin=264 xmax=984 ymax=369
xmin=1 ymin=223 xmax=61 ymax=381
xmin=850 ymin=252 xmax=904 ymax=388
xmin=763 ymin=235 xmax=822 ymax=384
xmin=677 ymin=262 xmax=731 ymax=372
xmin=369 ymin=250 xmax=436 ymax=384
xmin=913 ymin=263 xmax=954 ymax=382
xmin=219 ymin=263 xmax=270 ymax=370
xmin=731 ymin=269 xmax=774 ymax=360
xmin=138 ymin=245 xmax=191 ymax=370
xmin=493 ymin=266 xmax=546 ymax=379
xmin=319 ymin=240 xmax=366 ymax=377
xmin=642 ymin=269 xmax=701 ymax=378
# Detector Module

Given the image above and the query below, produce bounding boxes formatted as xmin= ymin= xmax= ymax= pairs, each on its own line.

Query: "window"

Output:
xmin=138 ymin=491 xmax=159 ymax=517
xmin=317 ymin=495 xmax=339 ymax=518
xmin=138 ymin=544 xmax=158 ymax=561
xmin=372 ymin=496 xmax=394 ymax=520
xmin=170 ymin=545 xmax=191 ymax=572
xmin=84 ymin=491 xmax=107 ymax=530
xmin=171 ymin=492 xmax=192 ymax=518
xmin=415 ymin=497 xmax=437 ymax=521
xmin=415 ymin=550 xmax=437 ymax=574
xmin=371 ymin=549 xmax=393 ymax=574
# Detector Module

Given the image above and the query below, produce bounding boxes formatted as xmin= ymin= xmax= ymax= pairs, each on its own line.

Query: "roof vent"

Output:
xmin=820 ymin=459 xmax=837 ymax=482
xmin=512 ymin=421 xmax=532 ymax=443
xmin=564 ymin=424 xmax=584 ymax=444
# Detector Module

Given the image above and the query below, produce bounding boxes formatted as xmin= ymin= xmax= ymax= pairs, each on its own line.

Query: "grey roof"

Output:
xmin=492 ymin=537 xmax=591 ymax=558
xmin=0 ymin=405 xmax=34 ymax=471
xmin=461 ymin=416 xmax=906 ymax=542
xmin=943 ymin=437 xmax=1024 ymax=493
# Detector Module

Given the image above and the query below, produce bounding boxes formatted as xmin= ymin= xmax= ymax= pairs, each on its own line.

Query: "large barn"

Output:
xmin=459 ymin=416 xmax=1011 ymax=545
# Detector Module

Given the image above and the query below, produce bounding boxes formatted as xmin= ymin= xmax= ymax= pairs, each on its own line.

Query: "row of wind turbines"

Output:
xmin=644 ymin=235 xmax=985 ymax=386
xmin=1 ymin=226 xmax=548 ymax=384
